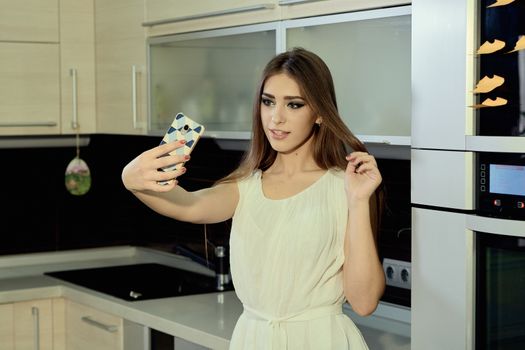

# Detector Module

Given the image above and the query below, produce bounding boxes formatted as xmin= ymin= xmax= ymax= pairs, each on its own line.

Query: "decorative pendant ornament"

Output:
xmin=65 ymin=68 xmax=91 ymax=196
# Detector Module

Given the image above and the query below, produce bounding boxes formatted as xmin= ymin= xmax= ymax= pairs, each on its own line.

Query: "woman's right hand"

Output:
xmin=121 ymin=140 xmax=189 ymax=193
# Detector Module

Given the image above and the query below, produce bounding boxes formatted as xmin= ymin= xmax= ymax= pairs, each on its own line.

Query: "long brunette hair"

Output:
xmin=220 ymin=48 xmax=383 ymax=237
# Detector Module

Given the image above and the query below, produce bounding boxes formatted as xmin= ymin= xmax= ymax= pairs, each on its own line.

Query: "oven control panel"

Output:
xmin=477 ymin=152 xmax=525 ymax=220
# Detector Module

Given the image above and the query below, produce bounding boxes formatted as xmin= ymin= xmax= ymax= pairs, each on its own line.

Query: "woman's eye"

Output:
xmin=288 ymin=102 xmax=304 ymax=109
xmin=261 ymin=98 xmax=274 ymax=106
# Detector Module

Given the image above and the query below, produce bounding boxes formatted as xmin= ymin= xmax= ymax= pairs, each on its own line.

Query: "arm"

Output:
xmin=121 ymin=140 xmax=238 ymax=224
xmin=342 ymin=152 xmax=386 ymax=316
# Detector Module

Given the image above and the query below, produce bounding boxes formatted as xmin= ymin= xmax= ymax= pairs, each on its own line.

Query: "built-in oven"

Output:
xmin=475 ymin=231 xmax=525 ymax=350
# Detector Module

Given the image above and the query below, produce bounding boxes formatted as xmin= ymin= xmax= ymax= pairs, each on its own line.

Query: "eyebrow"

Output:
xmin=262 ymin=92 xmax=305 ymax=100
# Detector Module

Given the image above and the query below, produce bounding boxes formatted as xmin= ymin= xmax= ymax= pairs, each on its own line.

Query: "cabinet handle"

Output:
xmin=0 ymin=122 xmax=57 ymax=127
xmin=278 ymin=0 xmax=323 ymax=5
xmin=81 ymin=316 xmax=119 ymax=333
xmin=131 ymin=65 xmax=140 ymax=129
xmin=70 ymin=68 xmax=79 ymax=129
xmin=31 ymin=307 xmax=40 ymax=350
xmin=142 ymin=3 xmax=275 ymax=27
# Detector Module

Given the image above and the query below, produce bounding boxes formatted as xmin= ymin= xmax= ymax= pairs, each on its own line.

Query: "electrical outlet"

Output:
xmin=383 ymin=258 xmax=411 ymax=289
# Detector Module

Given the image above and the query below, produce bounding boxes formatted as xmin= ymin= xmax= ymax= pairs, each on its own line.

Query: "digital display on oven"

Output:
xmin=489 ymin=164 xmax=525 ymax=196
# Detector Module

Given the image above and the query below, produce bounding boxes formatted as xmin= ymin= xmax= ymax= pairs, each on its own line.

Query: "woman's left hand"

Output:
xmin=344 ymin=152 xmax=382 ymax=205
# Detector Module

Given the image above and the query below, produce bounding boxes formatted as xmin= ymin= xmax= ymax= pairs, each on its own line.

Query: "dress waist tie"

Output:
xmin=242 ymin=303 xmax=343 ymax=350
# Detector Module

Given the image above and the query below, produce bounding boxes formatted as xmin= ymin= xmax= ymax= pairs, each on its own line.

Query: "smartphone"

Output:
xmin=158 ymin=112 xmax=205 ymax=182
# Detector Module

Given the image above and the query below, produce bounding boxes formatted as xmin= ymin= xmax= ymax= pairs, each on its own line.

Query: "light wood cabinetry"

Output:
xmin=0 ymin=298 xmax=65 ymax=350
xmin=13 ymin=299 xmax=54 ymax=350
xmin=144 ymin=0 xmax=281 ymax=36
xmin=0 ymin=0 xmax=96 ymax=136
xmin=95 ymin=0 xmax=148 ymax=135
xmin=0 ymin=303 xmax=14 ymax=350
xmin=59 ymin=0 xmax=97 ymax=135
xmin=0 ymin=0 xmax=59 ymax=43
xmin=66 ymin=300 xmax=123 ymax=350
xmin=0 ymin=42 xmax=61 ymax=135
xmin=279 ymin=0 xmax=410 ymax=19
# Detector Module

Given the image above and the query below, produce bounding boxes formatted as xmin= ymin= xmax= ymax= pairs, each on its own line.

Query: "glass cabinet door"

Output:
xmin=148 ymin=23 xmax=278 ymax=138
xmin=284 ymin=6 xmax=411 ymax=145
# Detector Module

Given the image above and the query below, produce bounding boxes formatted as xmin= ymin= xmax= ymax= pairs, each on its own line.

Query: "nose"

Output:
xmin=271 ymin=105 xmax=285 ymax=125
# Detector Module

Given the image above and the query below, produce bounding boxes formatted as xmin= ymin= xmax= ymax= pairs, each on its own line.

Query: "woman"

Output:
xmin=122 ymin=47 xmax=385 ymax=349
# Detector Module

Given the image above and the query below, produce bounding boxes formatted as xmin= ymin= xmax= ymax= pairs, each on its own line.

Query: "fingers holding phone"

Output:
xmin=155 ymin=140 xmax=190 ymax=187
xmin=122 ymin=140 xmax=187 ymax=192
xmin=157 ymin=113 xmax=205 ymax=185
xmin=122 ymin=113 xmax=205 ymax=191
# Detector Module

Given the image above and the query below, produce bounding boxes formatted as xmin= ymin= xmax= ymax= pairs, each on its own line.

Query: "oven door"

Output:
xmin=476 ymin=231 xmax=525 ymax=349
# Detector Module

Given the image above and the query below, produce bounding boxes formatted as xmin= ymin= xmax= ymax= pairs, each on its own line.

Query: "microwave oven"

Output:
xmin=477 ymin=152 xmax=525 ymax=220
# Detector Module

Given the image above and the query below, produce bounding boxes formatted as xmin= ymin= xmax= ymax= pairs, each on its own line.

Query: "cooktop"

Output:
xmin=45 ymin=263 xmax=230 ymax=301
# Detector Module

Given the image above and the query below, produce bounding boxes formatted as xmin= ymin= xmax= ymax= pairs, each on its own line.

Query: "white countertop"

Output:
xmin=0 ymin=246 xmax=410 ymax=350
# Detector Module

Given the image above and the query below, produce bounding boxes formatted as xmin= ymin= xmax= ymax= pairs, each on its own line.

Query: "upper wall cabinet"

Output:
xmin=0 ymin=42 xmax=61 ymax=135
xmin=279 ymin=0 xmax=410 ymax=19
xmin=285 ymin=6 xmax=411 ymax=145
xmin=144 ymin=0 xmax=281 ymax=36
xmin=148 ymin=23 xmax=278 ymax=137
xmin=0 ymin=0 xmax=59 ymax=42
xmin=60 ymin=0 xmax=97 ymax=135
xmin=0 ymin=0 xmax=96 ymax=136
xmin=95 ymin=0 xmax=148 ymax=135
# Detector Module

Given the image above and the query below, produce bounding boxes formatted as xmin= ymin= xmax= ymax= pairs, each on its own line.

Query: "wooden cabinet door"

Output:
xmin=0 ymin=42 xmax=61 ymax=135
xmin=66 ymin=300 xmax=123 ymax=350
xmin=13 ymin=299 xmax=53 ymax=350
xmin=59 ymin=0 xmax=97 ymax=135
xmin=0 ymin=303 xmax=14 ymax=350
xmin=95 ymin=0 xmax=148 ymax=135
xmin=0 ymin=0 xmax=59 ymax=42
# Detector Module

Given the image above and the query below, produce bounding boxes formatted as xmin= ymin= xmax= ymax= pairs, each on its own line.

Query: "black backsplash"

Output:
xmin=0 ymin=134 xmax=243 ymax=256
xmin=0 ymin=135 xmax=410 ymax=272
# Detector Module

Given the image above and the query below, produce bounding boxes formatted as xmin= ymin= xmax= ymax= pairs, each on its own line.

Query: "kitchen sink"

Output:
xmin=45 ymin=263 xmax=231 ymax=301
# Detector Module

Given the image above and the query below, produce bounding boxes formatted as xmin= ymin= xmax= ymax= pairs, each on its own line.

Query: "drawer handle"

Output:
xmin=81 ymin=316 xmax=118 ymax=333
xmin=142 ymin=3 xmax=275 ymax=27
xmin=0 ymin=122 xmax=57 ymax=127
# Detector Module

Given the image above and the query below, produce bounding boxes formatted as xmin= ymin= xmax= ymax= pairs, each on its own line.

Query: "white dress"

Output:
xmin=229 ymin=168 xmax=369 ymax=350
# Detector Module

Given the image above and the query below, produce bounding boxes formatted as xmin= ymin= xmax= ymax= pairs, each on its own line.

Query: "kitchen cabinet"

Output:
xmin=13 ymin=299 xmax=55 ymax=350
xmin=285 ymin=5 xmax=411 ymax=145
xmin=0 ymin=42 xmax=61 ymax=135
xmin=412 ymin=208 xmax=474 ymax=350
xmin=411 ymin=0 xmax=474 ymax=150
xmin=95 ymin=0 xmax=148 ymax=135
xmin=144 ymin=0 xmax=281 ymax=36
xmin=279 ymin=0 xmax=410 ymax=19
xmin=0 ymin=0 xmax=59 ymax=43
xmin=148 ymin=22 xmax=278 ymax=137
xmin=59 ymin=0 xmax=97 ymax=135
xmin=148 ymin=5 xmax=411 ymax=143
xmin=0 ymin=0 xmax=96 ymax=136
xmin=66 ymin=300 xmax=123 ymax=350
xmin=0 ymin=303 xmax=14 ymax=349
xmin=0 ymin=299 xmax=65 ymax=350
